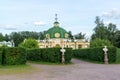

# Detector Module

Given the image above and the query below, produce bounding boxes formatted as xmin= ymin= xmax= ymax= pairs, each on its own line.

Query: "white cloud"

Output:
xmin=33 ymin=21 xmax=46 ymax=26
xmin=0 ymin=24 xmax=18 ymax=30
xmin=102 ymin=8 xmax=120 ymax=19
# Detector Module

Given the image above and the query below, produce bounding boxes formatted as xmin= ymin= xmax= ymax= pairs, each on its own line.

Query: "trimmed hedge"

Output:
xmin=4 ymin=47 xmax=27 ymax=65
xmin=65 ymin=48 xmax=73 ymax=63
xmin=0 ymin=47 xmax=27 ymax=65
xmin=27 ymin=48 xmax=72 ymax=63
xmin=0 ymin=48 xmax=3 ymax=65
xmin=73 ymin=46 xmax=117 ymax=63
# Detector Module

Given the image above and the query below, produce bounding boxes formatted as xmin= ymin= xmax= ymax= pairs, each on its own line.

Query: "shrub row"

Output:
xmin=73 ymin=46 xmax=117 ymax=63
xmin=0 ymin=47 xmax=27 ymax=65
xmin=0 ymin=48 xmax=3 ymax=65
xmin=27 ymin=48 xmax=72 ymax=63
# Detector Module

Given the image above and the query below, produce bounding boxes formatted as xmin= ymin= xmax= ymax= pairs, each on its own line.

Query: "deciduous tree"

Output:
xmin=19 ymin=38 xmax=39 ymax=49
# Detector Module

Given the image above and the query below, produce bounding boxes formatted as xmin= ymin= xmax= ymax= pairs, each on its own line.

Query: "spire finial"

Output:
xmin=55 ymin=14 xmax=58 ymax=21
xmin=54 ymin=14 xmax=59 ymax=27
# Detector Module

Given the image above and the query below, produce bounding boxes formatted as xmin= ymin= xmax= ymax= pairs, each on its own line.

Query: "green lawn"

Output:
xmin=0 ymin=64 xmax=34 ymax=75
xmin=115 ymin=48 xmax=120 ymax=63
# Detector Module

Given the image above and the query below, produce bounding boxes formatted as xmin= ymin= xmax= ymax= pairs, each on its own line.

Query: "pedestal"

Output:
xmin=62 ymin=54 xmax=65 ymax=64
xmin=104 ymin=53 xmax=108 ymax=64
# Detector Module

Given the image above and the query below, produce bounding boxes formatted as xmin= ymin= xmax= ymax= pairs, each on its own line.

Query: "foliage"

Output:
xmin=0 ymin=33 xmax=4 ymax=41
xmin=10 ymin=32 xmax=24 ymax=47
xmin=27 ymin=48 xmax=72 ymax=64
xmin=65 ymin=48 xmax=73 ymax=63
xmin=8 ymin=31 xmax=46 ymax=47
xmin=19 ymin=38 xmax=39 ymax=49
xmin=5 ymin=47 xmax=27 ymax=65
xmin=90 ymin=38 xmax=112 ymax=48
xmin=115 ymin=48 xmax=120 ymax=63
xmin=0 ymin=47 xmax=27 ymax=65
xmin=4 ymin=34 xmax=10 ymax=42
xmin=91 ymin=16 xmax=108 ymax=40
xmin=0 ymin=48 xmax=3 ymax=65
xmin=74 ymin=32 xmax=86 ymax=39
xmin=68 ymin=31 xmax=73 ymax=39
xmin=114 ymin=30 xmax=120 ymax=48
xmin=108 ymin=47 xmax=117 ymax=63
xmin=73 ymin=46 xmax=117 ymax=63
xmin=107 ymin=23 xmax=118 ymax=45
xmin=91 ymin=16 xmax=118 ymax=47
xmin=38 ymin=31 xmax=46 ymax=40
xmin=20 ymin=31 xmax=39 ymax=39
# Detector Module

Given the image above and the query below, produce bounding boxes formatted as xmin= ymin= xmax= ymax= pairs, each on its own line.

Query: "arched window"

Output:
xmin=78 ymin=45 xmax=82 ymax=48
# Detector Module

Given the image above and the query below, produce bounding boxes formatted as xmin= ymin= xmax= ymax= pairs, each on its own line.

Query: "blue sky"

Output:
xmin=0 ymin=0 xmax=120 ymax=38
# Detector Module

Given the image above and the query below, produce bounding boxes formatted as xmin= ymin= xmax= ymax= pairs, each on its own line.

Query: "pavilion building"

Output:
xmin=38 ymin=14 xmax=89 ymax=49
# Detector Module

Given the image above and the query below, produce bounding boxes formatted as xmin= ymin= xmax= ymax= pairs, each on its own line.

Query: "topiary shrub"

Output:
xmin=27 ymin=48 xmax=72 ymax=63
xmin=73 ymin=46 xmax=116 ymax=63
xmin=4 ymin=47 xmax=27 ymax=65
xmin=42 ymin=48 xmax=60 ymax=62
xmin=65 ymin=48 xmax=73 ymax=63
xmin=0 ymin=48 xmax=3 ymax=65
xmin=27 ymin=48 xmax=42 ymax=61
xmin=107 ymin=47 xmax=117 ymax=62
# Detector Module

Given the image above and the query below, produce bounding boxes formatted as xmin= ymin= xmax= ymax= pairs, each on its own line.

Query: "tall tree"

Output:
xmin=107 ymin=23 xmax=117 ymax=45
xmin=39 ymin=31 xmax=45 ymax=40
xmin=114 ymin=30 xmax=120 ymax=48
xmin=0 ymin=33 xmax=4 ymax=41
xmin=9 ymin=31 xmax=46 ymax=47
xmin=91 ymin=16 xmax=118 ymax=47
xmin=20 ymin=31 xmax=39 ymax=39
xmin=74 ymin=32 xmax=86 ymax=39
xmin=91 ymin=16 xmax=108 ymax=40
xmin=68 ymin=31 xmax=73 ymax=39
xmin=10 ymin=32 xmax=24 ymax=47
xmin=4 ymin=34 xmax=10 ymax=42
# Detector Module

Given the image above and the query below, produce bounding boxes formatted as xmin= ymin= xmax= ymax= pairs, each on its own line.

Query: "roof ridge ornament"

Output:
xmin=54 ymin=14 xmax=59 ymax=27
xmin=55 ymin=14 xmax=58 ymax=21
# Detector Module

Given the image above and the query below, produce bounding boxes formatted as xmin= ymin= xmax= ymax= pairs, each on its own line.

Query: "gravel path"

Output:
xmin=1 ymin=59 xmax=120 ymax=80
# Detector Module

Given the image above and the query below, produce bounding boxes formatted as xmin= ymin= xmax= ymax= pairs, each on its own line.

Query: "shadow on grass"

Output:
xmin=28 ymin=60 xmax=73 ymax=66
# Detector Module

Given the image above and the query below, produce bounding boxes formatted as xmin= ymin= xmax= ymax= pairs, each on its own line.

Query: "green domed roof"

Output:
xmin=46 ymin=26 xmax=69 ymax=39
xmin=45 ymin=14 xmax=69 ymax=39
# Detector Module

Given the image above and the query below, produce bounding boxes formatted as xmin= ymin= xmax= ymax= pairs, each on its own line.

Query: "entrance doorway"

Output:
xmin=78 ymin=45 xmax=82 ymax=49
xmin=55 ymin=44 xmax=60 ymax=48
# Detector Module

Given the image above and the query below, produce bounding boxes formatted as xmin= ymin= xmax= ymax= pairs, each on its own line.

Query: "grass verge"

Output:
xmin=28 ymin=61 xmax=73 ymax=65
xmin=0 ymin=64 xmax=34 ymax=75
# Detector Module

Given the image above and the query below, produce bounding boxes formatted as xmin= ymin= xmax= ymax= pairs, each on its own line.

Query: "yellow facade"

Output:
xmin=38 ymin=38 xmax=89 ymax=49
xmin=38 ymin=15 xmax=90 ymax=49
